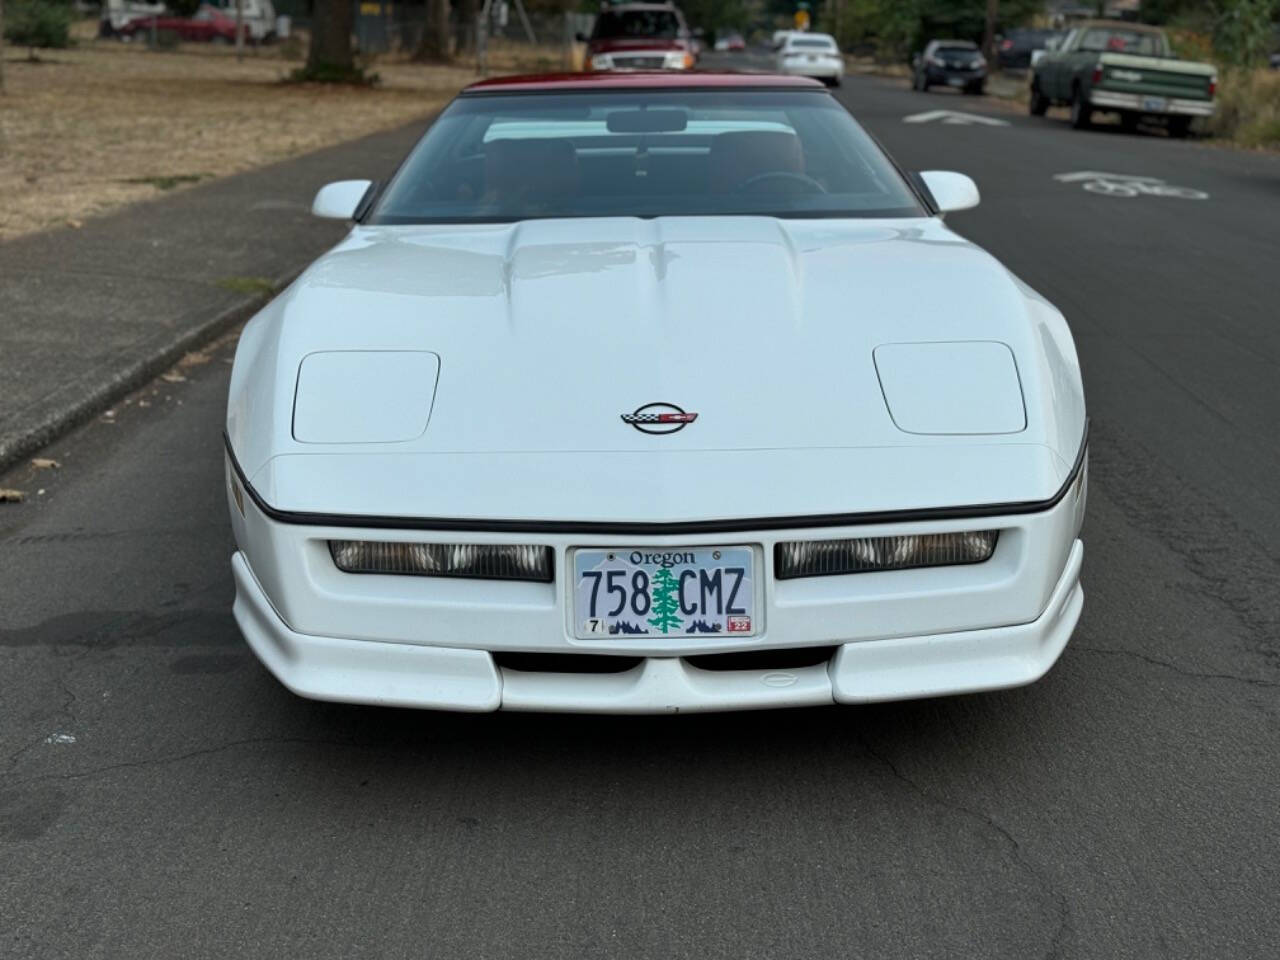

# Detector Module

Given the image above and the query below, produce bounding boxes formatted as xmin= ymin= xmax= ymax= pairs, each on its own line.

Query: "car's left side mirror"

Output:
xmin=918 ymin=170 xmax=980 ymax=214
xmin=312 ymin=179 xmax=373 ymax=220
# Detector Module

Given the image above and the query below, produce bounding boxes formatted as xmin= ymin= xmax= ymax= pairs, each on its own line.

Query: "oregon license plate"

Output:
xmin=572 ymin=546 xmax=756 ymax=639
xmin=1143 ymin=96 xmax=1168 ymax=112
xmin=947 ymin=76 xmax=966 ymax=86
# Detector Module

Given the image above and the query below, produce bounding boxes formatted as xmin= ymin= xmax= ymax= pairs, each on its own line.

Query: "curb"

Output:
xmin=0 ymin=270 xmax=298 ymax=476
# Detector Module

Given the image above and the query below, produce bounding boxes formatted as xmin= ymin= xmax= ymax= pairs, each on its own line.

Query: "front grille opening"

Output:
xmin=685 ymin=646 xmax=838 ymax=672
xmin=494 ymin=652 xmax=643 ymax=674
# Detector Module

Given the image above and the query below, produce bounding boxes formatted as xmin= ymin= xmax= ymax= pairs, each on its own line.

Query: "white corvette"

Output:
xmin=225 ymin=73 xmax=1086 ymax=713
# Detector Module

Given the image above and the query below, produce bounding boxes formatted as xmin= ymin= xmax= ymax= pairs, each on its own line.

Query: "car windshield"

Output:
xmin=937 ymin=44 xmax=977 ymax=55
xmin=790 ymin=38 xmax=836 ymax=51
xmin=366 ymin=90 xmax=926 ymax=224
xmin=592 ymin=10 xmax=680 ymax=39
xmin=1079 ymin=29 xmax=1165 ymax=55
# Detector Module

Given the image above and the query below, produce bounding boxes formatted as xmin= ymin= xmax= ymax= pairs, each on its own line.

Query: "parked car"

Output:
xmin=118 ymin=3 xmax=250 ymax=43
xmin=208 ymin=0 xmax=277 ymax=42
xmin=714 ymin=31 xmax=745 ymax=52
xmin=1029 ymin=20 xmax=1215 ymax=136
xmin=775 ymin=32 xmax=843 ymax=86
xmin=996 ymin=28 xmax=1061 ymax=70
xmin=99 ymin=0 xmax=165 ymax=37
xmin=577 ymin=2 xmax=697 ymax=72
xmin=1030 ymin=33 xmax=1063 ymax=69
xmin=1270 ymin=52 xmax=1279 ymax=70
xmin=225 ymin=72 xmax=1087 ymax=714
xmin=912 ymin=40 xmax=987 ymax=94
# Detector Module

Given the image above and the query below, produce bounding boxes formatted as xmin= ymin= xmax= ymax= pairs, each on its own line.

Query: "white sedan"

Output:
xmin=225 ymin=72 xmax=1086 ymax=714
xmin=776 ymin=32 xmax=845 ymax=86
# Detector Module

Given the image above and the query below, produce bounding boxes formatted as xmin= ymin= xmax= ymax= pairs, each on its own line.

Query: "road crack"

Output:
xmin=855 ymin=732 xmax=1070 ymax=960
xmin=7 ymin=736 xmax=362 ymax=790
xmin=1076 ymin=645 xmax=1280 ymax=690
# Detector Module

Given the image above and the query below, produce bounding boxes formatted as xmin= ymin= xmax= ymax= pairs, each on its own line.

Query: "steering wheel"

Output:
xmin=736 ymin=171 xmax=827 ymax=194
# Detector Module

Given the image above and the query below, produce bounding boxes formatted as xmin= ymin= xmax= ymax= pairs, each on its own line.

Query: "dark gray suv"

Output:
xmin=911 ymin=40 xmax=988 ymax=95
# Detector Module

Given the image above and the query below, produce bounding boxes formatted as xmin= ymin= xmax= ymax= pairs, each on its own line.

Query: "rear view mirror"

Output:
xmin=311 ymin=180 xmax=373 ymax=220
xmin=606 ymin=109 xmax=688 ymax=133
xmin=918 ymin=170 xmax=980 ymax=214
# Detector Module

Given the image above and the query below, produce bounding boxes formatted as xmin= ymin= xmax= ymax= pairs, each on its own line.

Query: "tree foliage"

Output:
xmin=759 ymin=0 xmax=1044 ymax=59
xmin=1135 ymin=0 xmax=1278 ymax=67
xmin=4 ymin=0 xmax=71 ymax=49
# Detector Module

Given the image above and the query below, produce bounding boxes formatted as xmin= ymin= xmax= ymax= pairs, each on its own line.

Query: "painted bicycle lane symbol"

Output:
xmin=1055 ymin=171 xmax=1209 ymax=200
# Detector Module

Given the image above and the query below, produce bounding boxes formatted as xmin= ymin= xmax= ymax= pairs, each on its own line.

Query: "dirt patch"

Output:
xmin=0 ymin=33 xmax=482 ymax=240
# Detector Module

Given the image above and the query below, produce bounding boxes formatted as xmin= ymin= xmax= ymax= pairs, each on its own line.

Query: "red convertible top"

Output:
xmin=463 ymin=72 xmax=826 ymax=93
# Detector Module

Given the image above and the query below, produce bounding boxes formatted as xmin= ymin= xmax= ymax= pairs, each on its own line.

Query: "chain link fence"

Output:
xmin=347 ymin=1 xmax=593 ymax=69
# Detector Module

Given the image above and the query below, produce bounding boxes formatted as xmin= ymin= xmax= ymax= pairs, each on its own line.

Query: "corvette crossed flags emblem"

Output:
xmin=621 ymin=403 xmax=698 ymax=435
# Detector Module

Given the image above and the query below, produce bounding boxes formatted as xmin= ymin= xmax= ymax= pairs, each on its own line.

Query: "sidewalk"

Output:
xmin=0 ymin=118 xmax=430 ymax=473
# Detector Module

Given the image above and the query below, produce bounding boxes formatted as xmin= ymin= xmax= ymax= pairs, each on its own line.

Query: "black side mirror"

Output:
xmin=575 ymin=32 xmax=588 ymax=43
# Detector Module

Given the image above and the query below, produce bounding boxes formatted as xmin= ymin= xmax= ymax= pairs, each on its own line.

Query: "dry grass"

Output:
xmin=0 ymin=29 xmax=486 ymax=240
xmin=1209 ymin=68 xmax=1280 ymax=149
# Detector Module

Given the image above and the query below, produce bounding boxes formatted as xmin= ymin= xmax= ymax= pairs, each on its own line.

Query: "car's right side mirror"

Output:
xmin=918 ymin=171 xmax=980 ymax=214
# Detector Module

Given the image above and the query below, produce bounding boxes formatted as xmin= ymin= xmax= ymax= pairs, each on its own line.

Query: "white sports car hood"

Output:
xmin=227 ymin=216 xmax=1085 ymax=522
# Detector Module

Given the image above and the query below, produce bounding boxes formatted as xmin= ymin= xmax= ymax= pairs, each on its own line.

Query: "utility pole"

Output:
xmin=235 ymin=0 xmax=245 ymax=61
xmin=981 ymin=0 xmax=997 ymax=64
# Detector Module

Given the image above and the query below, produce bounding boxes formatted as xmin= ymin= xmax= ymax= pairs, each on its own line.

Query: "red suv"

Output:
xmin=578 ymin=2 xmax=698 ymax=72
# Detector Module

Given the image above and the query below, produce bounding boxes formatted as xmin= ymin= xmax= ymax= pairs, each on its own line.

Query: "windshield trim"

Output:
xmin=366 ymin=208 xmax=929 ymax=226
xmin=458 ymin=84 xmax=833 ymax=99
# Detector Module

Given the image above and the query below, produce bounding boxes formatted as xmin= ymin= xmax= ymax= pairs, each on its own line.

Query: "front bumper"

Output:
xmin=926 ymin=67 xmax=987 ymax=85
xmin=588 ymin=52 xmax=693 ymax=71
xmin=233 ymin=540 xmax=1082 ymax=712
xmin=1089 ymin=89 xmax=1215 ymax=117
xmin=228 ymin=448 xmax=1086 ymax=712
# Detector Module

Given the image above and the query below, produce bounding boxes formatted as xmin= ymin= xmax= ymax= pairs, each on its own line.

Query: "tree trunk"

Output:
xmin=414 ymin=0 xmax=451 ymax=62
xmin=0 ymin=0 xmax=6 ymax=95
xmin=454 ymin=0 xmax=476 ymax=56
xmin=981 ymin=0 xmax=997 ymax=64
xmin=306 ymin=0 xmax=356 ymax=76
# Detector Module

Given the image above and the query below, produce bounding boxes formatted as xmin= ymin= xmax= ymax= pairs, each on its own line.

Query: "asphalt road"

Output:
xmin=4 ymin=71 xmax=1279 ymax=959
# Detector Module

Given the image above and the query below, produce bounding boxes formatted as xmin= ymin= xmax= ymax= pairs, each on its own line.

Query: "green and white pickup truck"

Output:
xmin=1029 ymin=20 xmax=1216 ymax=137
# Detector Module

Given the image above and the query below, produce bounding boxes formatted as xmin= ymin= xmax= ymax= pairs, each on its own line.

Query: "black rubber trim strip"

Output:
xmin=458 ymin=84 xmax=834 ymax=98
xmin=223 ymin=421 xmax=1087 ymax=535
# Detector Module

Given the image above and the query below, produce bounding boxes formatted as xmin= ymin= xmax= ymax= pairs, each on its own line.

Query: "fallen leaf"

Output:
xmin=138 ymin=400 xmax=151 ymax=408
xmin=31 ymin=458 xmax=61 ymax=470
xmin=0 ymin=489 xmax=26 ymax=503
xmin=160 ymin=371 xmax=187 ymax=384
xmin=180 ymin=350 xmax=211 ymax=367
xmin=67 ymin=219 xmax=83 ymax=229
